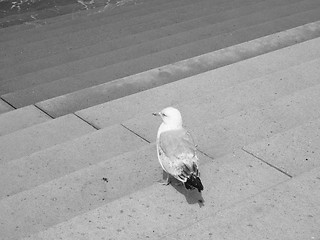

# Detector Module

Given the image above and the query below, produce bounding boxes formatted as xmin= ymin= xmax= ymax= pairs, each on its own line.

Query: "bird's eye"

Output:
xmin=162 ymin=113 xmax=167 ymax=117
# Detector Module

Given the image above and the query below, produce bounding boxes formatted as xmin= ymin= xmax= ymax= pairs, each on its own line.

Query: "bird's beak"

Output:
xmin=152 ymin=112 xmax=160 ymax=117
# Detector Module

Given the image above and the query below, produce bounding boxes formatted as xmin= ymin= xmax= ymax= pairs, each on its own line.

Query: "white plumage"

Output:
xmin=153 ymin=107 xmax=203 ymax=192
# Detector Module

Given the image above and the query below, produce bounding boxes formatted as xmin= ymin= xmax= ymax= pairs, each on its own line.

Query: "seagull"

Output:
xmin=153 ymin=107 xmax=204 ymax=192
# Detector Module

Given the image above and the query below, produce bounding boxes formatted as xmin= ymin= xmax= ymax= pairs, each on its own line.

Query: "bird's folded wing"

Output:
xmin=158 ymin=129 xmax=198 ymax=178
xmin=159 ymin=128 xmax=196 ymax=159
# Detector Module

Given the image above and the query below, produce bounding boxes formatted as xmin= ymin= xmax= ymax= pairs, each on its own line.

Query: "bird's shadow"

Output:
xmin=164 ymin=172 xmax=205 ymax=207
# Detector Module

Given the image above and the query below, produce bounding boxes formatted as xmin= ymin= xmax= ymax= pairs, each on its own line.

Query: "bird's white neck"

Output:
xmin=157 ymin=122 xmax=183 ymax=138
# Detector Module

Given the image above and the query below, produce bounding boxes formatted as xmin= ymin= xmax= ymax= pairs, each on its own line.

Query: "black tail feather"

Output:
xmin=184 ymin=174 xmax=204 ymax=192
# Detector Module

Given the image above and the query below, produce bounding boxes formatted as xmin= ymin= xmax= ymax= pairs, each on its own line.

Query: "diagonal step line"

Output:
xmin=241 ymin=147 xmax=292 ymax=178
xmin=73 ymin=112 xmax=100 ymax=130
xmin=32 ymin=104 xmax=54 ymax=119
xmin=158 ymin=176 xmax=292 ymax=240
xmin=0 ymin=0 xmax=272 ymax=73
xmin=121 ymin=124 xmax=151 ymax=143
xmin=2 ymin=7 xmax=320 ymax=102
xmin=0 ymin=97 xmax=16 ymax=110
xmin=2 ymin=0 xmax=317 ymax=77
xmin=0 ymin=0 xmax=214 ymax=46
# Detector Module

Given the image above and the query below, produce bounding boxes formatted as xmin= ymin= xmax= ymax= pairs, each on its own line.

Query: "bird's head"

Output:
xmin=153 ymin=107 xmax=183 ymax=129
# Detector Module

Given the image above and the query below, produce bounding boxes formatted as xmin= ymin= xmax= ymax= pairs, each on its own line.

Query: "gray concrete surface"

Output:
xmin=166 ymin=167 xmax=320 ymax=240
xmin=0 ymin=133 xmax=149 ymax=240
xmin=244 ymin=118 xmax=320 ymax=177
xmin=36 ymin=25 xmax=320 ymax=117
xmin=0 ymin=114 xmax=95 ymax=163
xmin=1 ymin=0 xmax=273 ymax=79
xmin=0 ymin=124 xmax=147 ymax=199
xmin=0 ymin=105 xmax=51 ymax=136
xmin=0 ymin=146 xmax=209 ymax=240
xmin=0 ymin=0 xmax=271 ymax=76
xmin=75 ymin=37 xmax=320 ymax=129
xmin=123 ymin=82 xmax=320 ymax=158
xmin=0 ymin=0 xmax=208 ymax=58
xmin=0 ymin=99 xmax=13 ymax=114
xmin=21 ymin=150 xmax=289 ymax=240
xmin=3 ymin=0 xmax=317 ymax=93
xmin=1 ymin=0 xmax=320 ymax=239
xmin=2 ymin=8 xmax=320 ymax=106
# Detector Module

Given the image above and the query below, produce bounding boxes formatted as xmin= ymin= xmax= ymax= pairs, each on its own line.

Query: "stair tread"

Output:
xmin=73 ymin=36 xmax=320 ymax=128
xmin=0 ymin=99 xmax=13 ymax=114
xmin=0 ymin=105 xmax=52 ymax=137
xmin=0 ymin=114 xmax=95 ymax=163
xmin=2 ymin=8 xmax=320 ymax=106
xmin=1 ymin=57 xmax=319 ymax=200
xmin=123 ymin=82 xmax=320 ymax=157
xmin=2 ymin=66 xmax=320 ymax=239
xmin=0 ymin=124 xmax=148 ymax=200
xmin=166 ymin=166 xmax=320 ymax=240
xmin=18 ymin=149 xmax=288 ymax=240
xmin=0 ymin=0 xmax=268 ymax=73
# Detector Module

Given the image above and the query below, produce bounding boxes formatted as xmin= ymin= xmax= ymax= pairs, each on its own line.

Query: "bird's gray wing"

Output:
xmin=158 ymin=129 xmax=198 ymax=181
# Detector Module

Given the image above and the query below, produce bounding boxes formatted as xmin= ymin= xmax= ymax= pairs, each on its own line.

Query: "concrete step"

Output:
xmin=2 ymin=8 xmax=320 ymax=107
xmin=243 ymin=118 xmax=320 ymax=177
xmin=0 ymin=105 xmax=52 ymax=137
xmin=0 ymin=0 xmax=211 ymax=59
xmin=20 ymin=82 xmax=320 ymax=239
xmin=18 ymin=117 xmax=320 ymax=239
xmin=123 ymin=81 xmax=320 ymax=158
xmin=19 ymin=149 xmax=289 ymax=240
xmin=6 ymin=60 xmax=320 ymax=238
xmin=0 ymin=0 xmax=268 ymax=75
xmin=165 ymin=166 xmax=320 ymax=240
xmin=1 ymin=0 xmax=305 ymax=81
xmin=36 ymin=25 xmax=320 ymax=118
xmin=72 ymin=36 xmax=320 ymax=129
xmin=0 ymin=0 xmax=250 ymax=66
xmin=2 ymin=41 xmax=320 ymax=240
xmin=0 ymin=124 xmax=148 ymax=200
xmin=0 ymin=99 xmax=13 ymax=114
xmin=0 ymin=0 xmax=182 ymax=44
xmin=0 ymin=143 xmax=182 ymax=239
xmin=0 ymin=114 xmax=95 ymax=163
xmin=1 ymin=54 xmax=319 ymax=200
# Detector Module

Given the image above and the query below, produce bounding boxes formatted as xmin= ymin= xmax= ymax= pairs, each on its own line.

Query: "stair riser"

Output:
xmin=0 ymin=0 xmax=269 ymax=73
xmin=2 ymin=8 xmax=320 ymax=106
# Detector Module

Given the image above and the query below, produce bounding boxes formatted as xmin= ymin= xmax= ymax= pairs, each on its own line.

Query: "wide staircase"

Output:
xmin=1 ymin=0 xmax=320 ymax=239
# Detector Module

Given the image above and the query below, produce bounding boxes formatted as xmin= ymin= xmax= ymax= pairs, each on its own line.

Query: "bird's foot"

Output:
xmin=158 ymin=179 xmax=171 ymax=186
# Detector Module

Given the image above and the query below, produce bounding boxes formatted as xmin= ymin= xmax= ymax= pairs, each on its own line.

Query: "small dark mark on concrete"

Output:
xmin=102 ymin=177 xmax=108 ymax=182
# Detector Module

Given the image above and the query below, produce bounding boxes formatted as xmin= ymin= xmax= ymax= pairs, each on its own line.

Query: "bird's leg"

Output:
xmin=159 ymin=171 xmax=171 ymax=185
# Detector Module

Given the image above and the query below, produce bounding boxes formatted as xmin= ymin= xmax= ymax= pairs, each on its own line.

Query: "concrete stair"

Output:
xmin=0 ymin=105 xmax=51 ymax=137
xmin=0 ymin=0 xmax=275 ymax=75
xmin=0 ymin=0 xmax=320 ymax=239
xmin=0 ymin=98 xmax=13 ymax=114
